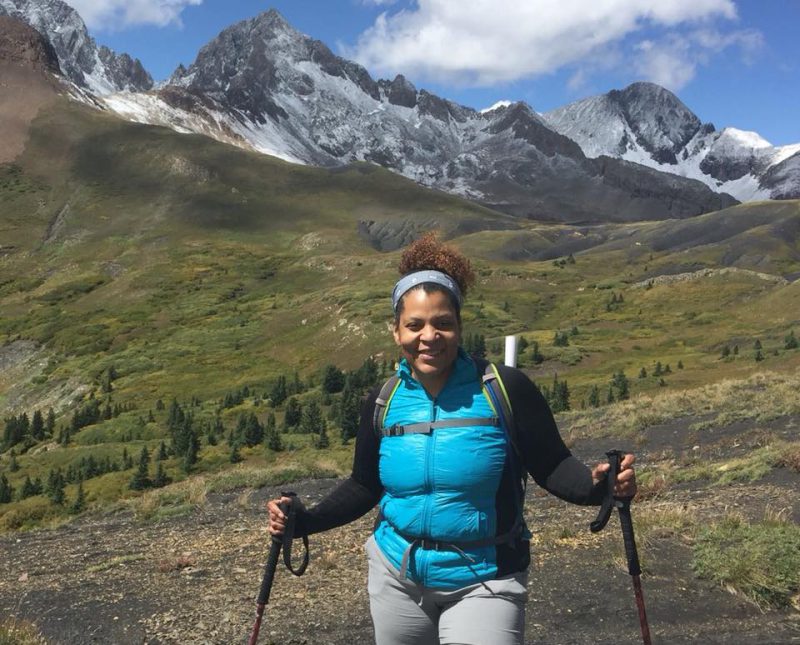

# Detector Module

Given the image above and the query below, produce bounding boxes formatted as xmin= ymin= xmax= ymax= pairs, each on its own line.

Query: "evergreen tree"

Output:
xmin=8 ymin=449 xmax=19 ymax=472
xmin=754 ymin=339 xmax=762 ymax=350
xmin=270 ymin=376 xmax=288 ymax=406
xmin=70 ymin=480 xmax=86 ymax=514
xmin=122 ymin=447 xmax=133 ymax=470
xmin=155 ymin=399 xmax=165 ymax=411
xmin=733 ymin=344 xmax=739 ymax=355
xmin=531 ymin=341 xmax=544 ymax=365
xmin=243 ymin=413 xmax=264 ymax=447
xmin=300 ymin=400 xmax=325 ymax=435
xmin=46 ymin=469 xmax=65 ymax=505
xmin=153 ymin=463 xmax=171 ymax=488
xmin=31 ymin=410 xmax=45 ymax=440
xmin=518 ymin=336 xmax=529 ymax=352
xmin=266 ymin=423 xmax=284 ymax=452
xmin=45 ymin=408 xmax=56 ymax=435
xmin=721 ymin=345 xmax=731 ymax=358
xmin=314 ymin=420 xmax=330 ymax=449
xmin=157 ymin=441 xmax=168 ymax=461
xmin=607 ymin=387 xmax=616 ymax=405
xmin=322 ymin=364 xmax=345 ymax=394
xmin=755 ymin=349 xmax=764 ymax=362
xmin=785 ymin=330 xmax=798 ymax=350
xmin=677 ymin=360 xmax=684 ymax=369
xmin=588 ymin=385 xmax=601 ymax=408
xmin=229 ymin=442 xmax=243 ymax=463
xmin=129 ymin=447 xmax=151 ymax=490
xmin=18 ymin=475 xmax=37 ymax=500
xmin=638 ymin=367 xmax=647 ymax=379
xmin=284 ymin=397 xmax=302 ymax=430
xmin=339 ymin=385 xmax=360 ymax=445
xmin=182 ymin=432 xmax=200 ymax=473
xmin=0 ymin=474 xmax=12 ymax=503
xmin=612 ymin=370 xmax=630 ymax=400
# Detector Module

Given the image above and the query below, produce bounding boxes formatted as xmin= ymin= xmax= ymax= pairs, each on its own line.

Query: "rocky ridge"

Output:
xmin=100 ymin=9 xmax=738 ymax=224
xmin=0 ymin=0 xmax=152 ymax=93
xmin=544 ymin=82 xmax=800 ymax=202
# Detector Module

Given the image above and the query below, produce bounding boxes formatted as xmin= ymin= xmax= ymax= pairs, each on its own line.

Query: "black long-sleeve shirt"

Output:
xmin=295 ymin=363 xmax=604 ymax=576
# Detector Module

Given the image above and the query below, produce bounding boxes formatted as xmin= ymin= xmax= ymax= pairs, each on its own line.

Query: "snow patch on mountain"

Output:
xmin=101 ymin=91 xmax=307 ymax=164
xmin=480 ymin=100 xmax=513 ymax=114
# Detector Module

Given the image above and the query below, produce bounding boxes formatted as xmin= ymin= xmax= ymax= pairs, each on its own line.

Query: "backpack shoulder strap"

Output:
xmin=477 ymin=359 xmax=521 ymax=460
xmin=373 ymin=374 xmax=401 ymax=438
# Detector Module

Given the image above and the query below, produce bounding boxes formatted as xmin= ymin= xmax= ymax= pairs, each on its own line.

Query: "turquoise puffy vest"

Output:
xmin=373 ymin=349 xmax=511 ymax=588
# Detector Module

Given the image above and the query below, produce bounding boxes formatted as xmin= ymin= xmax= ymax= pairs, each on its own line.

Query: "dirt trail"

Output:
xmin=2 ymin=421 xmax=799 ymax=644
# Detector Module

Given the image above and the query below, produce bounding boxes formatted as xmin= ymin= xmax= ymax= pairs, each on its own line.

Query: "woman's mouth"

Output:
xmin=418 ymin=348 xmax=443 ymax=360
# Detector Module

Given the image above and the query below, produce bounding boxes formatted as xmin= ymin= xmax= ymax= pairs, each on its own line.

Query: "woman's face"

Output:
xmin=393 ymin=287 xmax=461 ymax=392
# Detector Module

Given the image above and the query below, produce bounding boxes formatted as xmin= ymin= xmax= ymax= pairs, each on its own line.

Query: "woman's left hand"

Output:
xmin=591 ymin=453 xmax=637 ymax=499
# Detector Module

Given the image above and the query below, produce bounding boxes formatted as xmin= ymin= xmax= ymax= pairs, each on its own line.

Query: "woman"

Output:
xmin=268 ymin=233 xmax=636 ymax=645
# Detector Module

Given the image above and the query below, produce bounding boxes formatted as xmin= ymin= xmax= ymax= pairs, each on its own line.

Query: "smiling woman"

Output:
xmin=267 ymin=231 xmax=637 ymax=645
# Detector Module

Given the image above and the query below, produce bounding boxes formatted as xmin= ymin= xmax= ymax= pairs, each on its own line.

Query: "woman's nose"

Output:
xmin=420 ymin=325 xmax=437 ymax=341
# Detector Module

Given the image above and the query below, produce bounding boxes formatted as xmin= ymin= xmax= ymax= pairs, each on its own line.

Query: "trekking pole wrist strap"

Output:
xmin=280 ymin=491 xmax=309 ymax=576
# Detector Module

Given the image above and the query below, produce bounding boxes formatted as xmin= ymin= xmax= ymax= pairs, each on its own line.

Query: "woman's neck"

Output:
xmin=412 ymin=365 xmax=453 ymax=399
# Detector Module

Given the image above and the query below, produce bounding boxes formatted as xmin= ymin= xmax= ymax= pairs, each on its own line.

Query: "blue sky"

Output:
xmin=80 ymin=0 xmax=800 ymax=146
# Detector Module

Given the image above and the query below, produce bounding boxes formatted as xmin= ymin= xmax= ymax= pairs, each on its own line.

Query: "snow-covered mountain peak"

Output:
xmin=717 ymin=127 xmax=772 ymax=150
xmin=481 ymin=100 xmax=513 ymax=114
xmin=0 ymin=0 xmax=152 ymax=93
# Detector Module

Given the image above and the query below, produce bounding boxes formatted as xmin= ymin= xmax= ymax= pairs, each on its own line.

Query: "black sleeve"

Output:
xmin=294 ymin=389 xmax=384 ymax=536
xmin=496 ymin=365 xmax=604 ymax=506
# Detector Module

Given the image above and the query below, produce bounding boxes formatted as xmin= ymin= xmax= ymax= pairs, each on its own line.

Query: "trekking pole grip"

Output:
xmin=617 ymin=501 xmax=641 ymax=576
xmin=256 ymin=496 xmax=291 ymax=606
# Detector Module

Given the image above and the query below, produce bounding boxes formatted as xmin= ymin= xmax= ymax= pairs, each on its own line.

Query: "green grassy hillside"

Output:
xmin=1 ymin=98 xmax=799 ymax=529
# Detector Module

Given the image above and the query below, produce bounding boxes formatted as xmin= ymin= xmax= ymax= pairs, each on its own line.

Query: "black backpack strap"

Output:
xmin=477 ymin=359 xmax=529 ymax=546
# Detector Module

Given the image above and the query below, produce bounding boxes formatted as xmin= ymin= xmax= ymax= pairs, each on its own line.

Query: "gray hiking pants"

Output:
xmin=365 ymin=535 xmax=528 ymax=645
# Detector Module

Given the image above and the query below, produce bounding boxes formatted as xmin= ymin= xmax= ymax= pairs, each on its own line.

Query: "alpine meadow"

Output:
xmin=1 ymin=2 xmax=799 ymax=643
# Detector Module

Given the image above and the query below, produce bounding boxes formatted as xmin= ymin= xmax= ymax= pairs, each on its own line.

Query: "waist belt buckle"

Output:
xmin=420 ymin=538 xmax=442 ymax=551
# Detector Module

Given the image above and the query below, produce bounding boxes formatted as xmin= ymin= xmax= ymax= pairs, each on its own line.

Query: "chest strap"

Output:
xmin=382 ymin=416 xmax=499 ymax=438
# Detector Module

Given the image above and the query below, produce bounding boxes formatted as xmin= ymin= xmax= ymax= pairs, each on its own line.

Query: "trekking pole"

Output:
xmin=590 ymin=450 xmax=652 ymax=645
xmin=248 ymin=491 xmax=309 ymax=645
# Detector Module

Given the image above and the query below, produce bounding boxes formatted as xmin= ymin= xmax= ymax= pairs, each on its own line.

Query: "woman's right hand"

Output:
xmin=266 ymin=495 xmax=293 ymax=536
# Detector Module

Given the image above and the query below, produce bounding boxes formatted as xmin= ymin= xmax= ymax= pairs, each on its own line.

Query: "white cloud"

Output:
xmin=68 ymin=0 xmax=202 ymax=30
xmin=345 ymin=0 xmax=743 ymax=86
xmin=632 ymin=28 xmax=764 ymax=91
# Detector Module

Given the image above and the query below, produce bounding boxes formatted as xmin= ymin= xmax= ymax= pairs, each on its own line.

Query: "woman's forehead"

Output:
xmin=399 ymin=288 xmax=457 ymax=315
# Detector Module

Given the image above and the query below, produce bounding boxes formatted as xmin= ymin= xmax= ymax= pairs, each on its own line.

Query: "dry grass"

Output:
xmin=0 ymin=618 xmax=47 ymax=645
xmin=565 ymin=370 xmax=800 ymax=438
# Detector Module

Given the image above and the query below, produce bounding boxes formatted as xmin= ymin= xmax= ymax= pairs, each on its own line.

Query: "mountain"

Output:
xmin=100 ymin=9 xmax=736 ymax=224
xmin=543 ymin=82 xmax=800 ymax=202
xmin=0 ymin=0 xmax=152 ymax=93
xmin=0 ymin=14 xmax=63 ymax=163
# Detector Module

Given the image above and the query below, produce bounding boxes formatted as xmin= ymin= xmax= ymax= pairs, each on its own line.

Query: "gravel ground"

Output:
xmin=2 ymin=417 xmax=799 ymax=644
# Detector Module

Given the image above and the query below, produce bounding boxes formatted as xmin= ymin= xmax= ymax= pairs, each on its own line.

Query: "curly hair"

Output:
xmin=398 ymin=232 xmax=475 ymax=296
xmin=394 ymin=232 xmax=475 ymax=323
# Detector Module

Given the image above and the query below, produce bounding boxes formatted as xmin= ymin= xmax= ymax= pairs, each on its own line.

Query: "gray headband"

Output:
xmin=392 ymin=270 xmax=463 ymax=313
